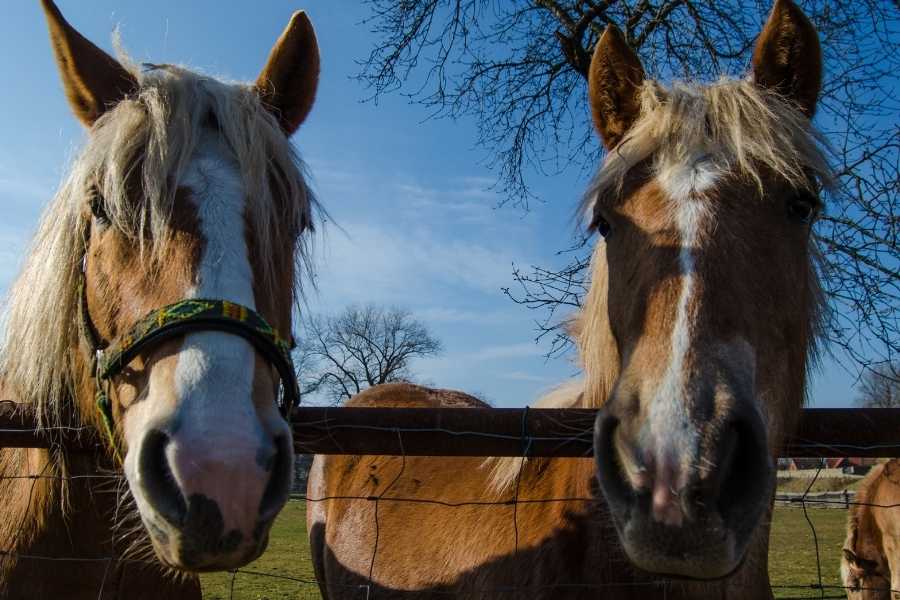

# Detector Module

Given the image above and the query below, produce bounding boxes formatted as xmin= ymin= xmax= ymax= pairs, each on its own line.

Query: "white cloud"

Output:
xmin=414 ymin=306 xmax=517 ymax=325
xmin=301 ymin=161 xmax=547 ymax=318
xmin=500 ymin=371 xmax=552 ymax=382
xmin=470 ymin=342 xmax=544 ymax=361
xmin=308 ymin=220 xmax=521 ymax=308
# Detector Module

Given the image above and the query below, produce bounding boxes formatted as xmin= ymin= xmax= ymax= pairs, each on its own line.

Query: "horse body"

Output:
xmin=310 ymin=384 xmax=771 ymax=599
xmin=0 ymin=1 xmax=321 ymax=596
xmin=310 ymin=0 xmax=830 ymax=597
xmin=841 ymin=459 xmax=900 ymax=599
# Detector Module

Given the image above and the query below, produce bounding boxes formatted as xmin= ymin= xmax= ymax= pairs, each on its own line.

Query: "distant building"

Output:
xmin=776 ymin=457 xmax=877 ymax=475
xmin=779 ymin=458 xmax=826 ymax=471
xmin=826 ymin=457 xmax=878 ymax=475
xmin=293 ymin=454 xmax=313 ymax=493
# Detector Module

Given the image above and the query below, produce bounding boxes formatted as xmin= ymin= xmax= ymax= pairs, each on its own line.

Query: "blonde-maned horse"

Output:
xmin=841 ymin=459 xmax=900 ymax=599
xmin=0 ymin=1 xmax=320 ymax=597
xmin=308 ymin=1 xmax=832 ymax=597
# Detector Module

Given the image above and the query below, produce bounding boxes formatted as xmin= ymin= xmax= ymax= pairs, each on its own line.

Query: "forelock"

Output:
xmin=581 ymin=78 xmax=835 ymax=219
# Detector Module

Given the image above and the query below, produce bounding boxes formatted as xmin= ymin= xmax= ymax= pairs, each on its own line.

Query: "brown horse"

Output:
xmin=308 ymin=0 xmax=832 ymax=597
xmin=0 ymin=1 xmax=320 ymax=597
xmin=841 ymin=459 xmax=900 ymax=599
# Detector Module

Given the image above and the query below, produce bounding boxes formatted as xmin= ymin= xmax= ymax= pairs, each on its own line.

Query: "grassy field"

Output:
xmin=201 ymin=501 xmax=849 ymax=599
xmin=777 ymin=475 xmax=861 ymax=495
xmin=769 ymin=507 xmax=849 ymax=599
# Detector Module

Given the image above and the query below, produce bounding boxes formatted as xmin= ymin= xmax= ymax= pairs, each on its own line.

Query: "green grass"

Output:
xmin=201 ymin=502 xmax=848 ymax=599
xmin=769 ymin=507 xmax=849 ymax=599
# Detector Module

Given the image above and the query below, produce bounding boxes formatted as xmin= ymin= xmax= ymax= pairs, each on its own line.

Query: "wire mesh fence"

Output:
xmin=205 ymin=464 xmax=899 ymax=599
xmin=1 ymin=406 xmax=898 ymax=599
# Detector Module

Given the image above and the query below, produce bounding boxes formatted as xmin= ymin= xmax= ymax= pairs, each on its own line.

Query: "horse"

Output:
xmin=308 ymin=0 xmax=832 ymax=597
xmin=0 ymin=1 xmax=320 ymax=597
xmin=841 ymin=459 xmax=900 ymax=599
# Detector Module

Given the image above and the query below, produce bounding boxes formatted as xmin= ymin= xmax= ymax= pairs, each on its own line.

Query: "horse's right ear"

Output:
xmin=751 ymin=0 xmax=821 ymax=117
xmin=588 ymin=25 xmax=645 ymax=150
xmin=41 ymin=0 xmax=137 ymax=127
xmin=255 ymin=11 xmax=320 ymax=136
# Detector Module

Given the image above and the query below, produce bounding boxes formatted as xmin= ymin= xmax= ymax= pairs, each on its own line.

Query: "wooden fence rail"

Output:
xmin=1 ymin=403 xmax=898 ymax=458
xmin=775 ymin=490 xmax=857 ymax=509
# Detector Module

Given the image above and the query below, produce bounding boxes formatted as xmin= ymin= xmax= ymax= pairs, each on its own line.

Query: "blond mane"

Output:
xmin=0 ymin=61 xmax=316 ymax=428
xmin=482 ymin=380 xmax=587 ymax=493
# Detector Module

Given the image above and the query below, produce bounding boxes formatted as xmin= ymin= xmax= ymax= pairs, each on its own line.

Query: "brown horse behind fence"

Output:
xmin=0 ymin=2 xmax=320 ymax=597
xmin=309 ymin=0 xmax=833 ymax=597
xmin=841 ymin=459 xmax=900 ymax=599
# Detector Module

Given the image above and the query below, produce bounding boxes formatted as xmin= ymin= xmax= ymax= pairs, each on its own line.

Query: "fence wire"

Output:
xmin=0 ymin=426 xmax=898 ymax=599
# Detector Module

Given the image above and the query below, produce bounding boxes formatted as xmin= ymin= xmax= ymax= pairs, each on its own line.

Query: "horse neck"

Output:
xmin=0 ymin=442 xmax=201 ymax=598
xmin=0 ymin=445 xmax=121 ymax=589
xmin=0 ymin=355 xmax=124 ymax=593
xmin=859 ymin=466 xmax=889 ymax=550
xmin=0 ymin=446 xmax=55 ymax=569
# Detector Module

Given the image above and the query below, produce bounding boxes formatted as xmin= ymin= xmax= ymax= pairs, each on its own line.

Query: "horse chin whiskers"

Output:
xmin=94 ymin=445 xmax=193 ymax=582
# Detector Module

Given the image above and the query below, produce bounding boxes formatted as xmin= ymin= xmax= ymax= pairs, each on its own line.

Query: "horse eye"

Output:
xmin=89 ymin=191 xmax=109 ymax=225
xmin=787 ymin=191 xmax=818 ymax=225
xmin=592 ymin=215 xmax=612 ymax=238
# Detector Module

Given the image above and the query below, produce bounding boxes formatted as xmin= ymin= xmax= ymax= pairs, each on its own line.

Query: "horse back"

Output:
xmin=306 ymin=383 xmax=621 ymax=598
xmin=342 ymin=381 xmax=491 ymax=409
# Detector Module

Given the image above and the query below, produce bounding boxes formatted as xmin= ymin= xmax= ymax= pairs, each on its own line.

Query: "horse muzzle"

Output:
xmin=593 ymin=397 xmax=773 ymax=579
xmin=130 ymin=424 xmax=294 ymax=571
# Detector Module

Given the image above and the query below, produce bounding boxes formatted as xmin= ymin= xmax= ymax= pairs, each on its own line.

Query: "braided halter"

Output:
xmin=77 ymin=256 xmax=298 ymax=460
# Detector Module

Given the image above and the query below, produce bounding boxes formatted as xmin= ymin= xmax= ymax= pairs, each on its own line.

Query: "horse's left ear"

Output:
xmin=751 ymin=0 xmax=822 ymax=117
xmin=256 ymin=11 xmax=320 ymax=136
xmin=41 ymin=0 xmax=138 ymax=127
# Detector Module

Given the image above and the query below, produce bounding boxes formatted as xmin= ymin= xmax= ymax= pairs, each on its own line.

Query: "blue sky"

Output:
xmin=0 ymin=1 xmax=859 ymax=407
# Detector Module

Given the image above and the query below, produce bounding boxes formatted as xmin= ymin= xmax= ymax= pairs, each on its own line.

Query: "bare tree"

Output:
xmin=297 ymin=304 xmax=442 ymax=404
xmin=855 ymin=361 xmax=900 ymax=408
xmin=357 ymin=0 xmax=899 ymax=373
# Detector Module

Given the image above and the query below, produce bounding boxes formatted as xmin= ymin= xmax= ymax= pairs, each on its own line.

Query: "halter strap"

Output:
xmin=77 ymin=272 xmax=298 ymax=460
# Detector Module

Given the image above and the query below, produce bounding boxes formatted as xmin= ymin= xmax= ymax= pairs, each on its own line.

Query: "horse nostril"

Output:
xmin=716 ymin=413 xmax=772 ymax=525
xmin=259 ymin=435 xmax=293 ymax=521
xmin=138 ymin=429 xmax=187 ymax=526
xmin=593 ymin=409 xmax=634 ymax=511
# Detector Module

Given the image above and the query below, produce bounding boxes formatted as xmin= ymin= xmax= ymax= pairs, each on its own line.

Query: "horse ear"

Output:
xmin=41 ymin=0 xmax=137 ymax=127
xmin=751 ymin=0 xmax=822 ymax=117
xmin=255 ymin=11 xmax=320 ymax=136
xmin=588 ymin=25 xmax=645 ymax=150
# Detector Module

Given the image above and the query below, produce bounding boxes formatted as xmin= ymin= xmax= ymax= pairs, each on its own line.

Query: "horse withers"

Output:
xmin=0 ymin=1 xmax=320 ymax=597
xmin=841 ymin=459 xmax=900 ymax=599
xmin=308 ymin=0 xmax=831 ymax=597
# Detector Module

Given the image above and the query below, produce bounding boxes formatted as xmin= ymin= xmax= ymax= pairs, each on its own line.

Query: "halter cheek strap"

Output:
xmin=78 ymin=274 xmax=299 ymax=461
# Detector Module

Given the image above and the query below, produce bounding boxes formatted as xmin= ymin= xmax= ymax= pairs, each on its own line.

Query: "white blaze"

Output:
xmin=644 ymin=155 xmax=718 ymax=473
xmin=173 ymin=130 xmax=260 ymax=448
